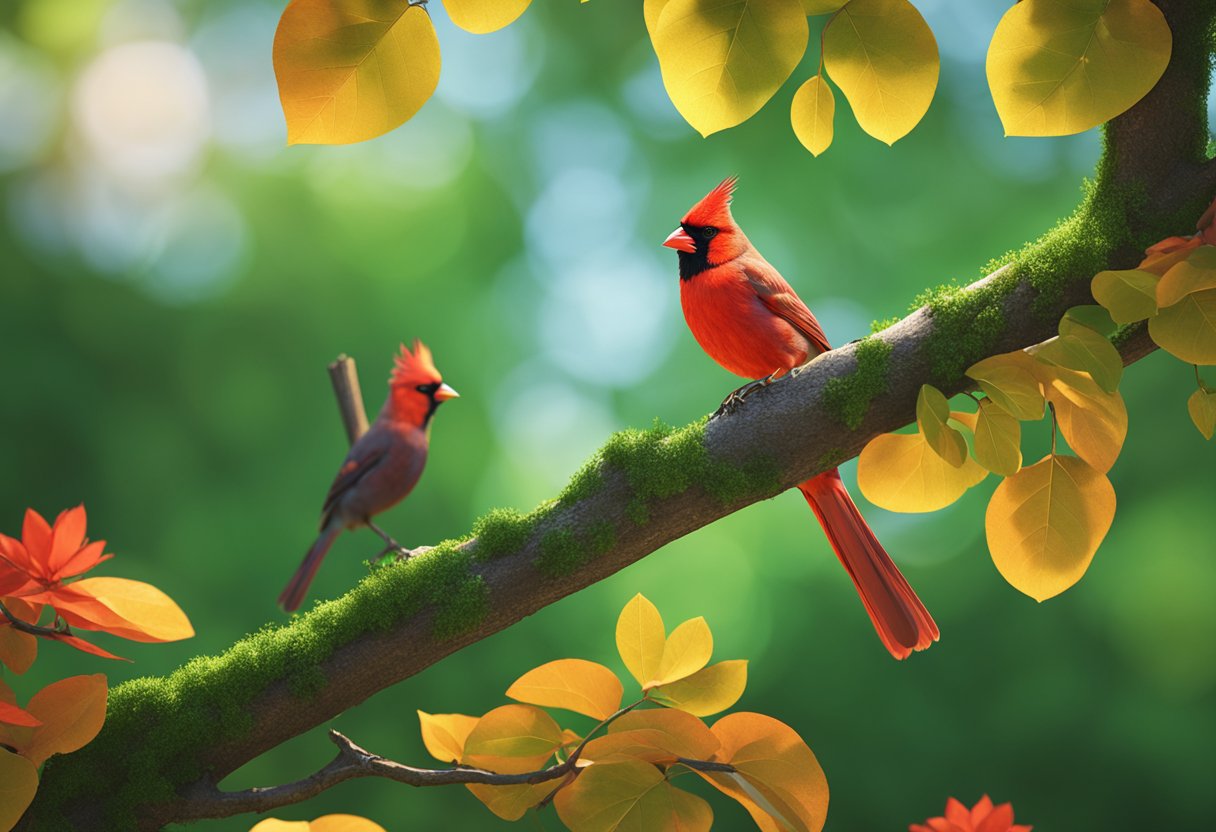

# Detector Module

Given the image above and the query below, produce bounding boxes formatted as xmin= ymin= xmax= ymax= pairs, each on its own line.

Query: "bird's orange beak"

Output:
xmin=435 ymin=383 xmax=459 ymax=401
xmin=663 ymin=226 xmax=696 ymax=253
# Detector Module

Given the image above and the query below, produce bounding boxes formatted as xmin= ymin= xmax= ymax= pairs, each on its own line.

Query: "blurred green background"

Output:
xmin=1 ymin=0 xmax=1214 ymax=829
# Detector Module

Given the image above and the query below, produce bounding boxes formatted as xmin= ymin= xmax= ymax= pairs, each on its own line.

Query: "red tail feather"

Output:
xmin=279 ymin=523 xmax=342 ymax=613
xmin=798 ymin=470 xmax=938 ymax=659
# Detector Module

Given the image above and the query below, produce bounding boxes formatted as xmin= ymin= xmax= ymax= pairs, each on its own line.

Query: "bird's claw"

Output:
xmin=711 ymin=372 xmax=780 ymax=419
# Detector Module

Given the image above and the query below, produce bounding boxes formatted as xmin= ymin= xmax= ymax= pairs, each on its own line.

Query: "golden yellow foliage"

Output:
xmin=506 ymin=659 xmax=623 ymax=721
xmin=273 ymin=0 xmax=440 ymax=145
xmin=649 ymin=660 xmax=748 ymax=717
xmin=822 ymin=0 xmax=938 ymax=145
xmin=790 ymin=75 xmax=835 ymax=157
xmin=652 ymin=0 xmax=809 ymax=136
xmin=857 ymin=427 xmax=988 ymax=513
xmin=986 ymin=0 xmax=1171 ymax=136
xmin=444 ymin=0 xmax=531 ymax=34
xmin=986 ymin=454 xmax=1116 ymax=601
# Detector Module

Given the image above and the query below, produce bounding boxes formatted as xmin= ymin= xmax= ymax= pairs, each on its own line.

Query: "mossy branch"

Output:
xmin=22 ymin=2 xmax=1214 ymax=829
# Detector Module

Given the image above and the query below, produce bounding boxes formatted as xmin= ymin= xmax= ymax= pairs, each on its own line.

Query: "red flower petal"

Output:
xmin=0 ymin=699 xmax=41 ymax=728
xmin=0 ymin=534 xmax=35 ymax=590
xmin=945 ymin=798 xmax=971 ymax=826
xmin=48 ymin=633 xmax=129 ymax=662
xmin=976 ymin=803 xmax=1015 ymax=832
xmin=49 ymin=505 xmax=88 ymax=575
xmin=58 ymin=541 xmax=110 ymax=580
xmin=21 ymin=510 xmax=53 ymax=578
xmin=971 ymin=795 xmax=994 ymax=824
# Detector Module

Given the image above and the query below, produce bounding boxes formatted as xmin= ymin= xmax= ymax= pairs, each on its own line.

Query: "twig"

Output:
xmin=0 ymin=598 xmax=68 ymax=638
xmin=177 ymin=698 xmax=698 ymax=821
xmin=328 ymin=355 xmax=369 ymax=445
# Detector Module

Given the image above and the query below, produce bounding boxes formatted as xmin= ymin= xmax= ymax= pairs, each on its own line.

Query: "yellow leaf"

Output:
xmin=616 ymin=593 xmax=666 ymax=689
xmin=1091 ymin=269 xmax=1159 ymax=324
xmin=821 ymin=0 xmax=939 ymax=145
xmin=916 ymin=384 xmax=967 ymax=467
xmin=973 ymin=399 xmax=1022 ymax=477
xmin=649 ymin=660 xmax=748 ymax=717
xmin=0 ymin=749 xmax=39 ymax=832
xmin=985 ymin=0 xmax=1171 ymax=137
xmin=60 ymin=577 xmax=193 ymax=642
xmin=652 ymin=616 xmax=712 ymax=688
xmin=801 ymin=0 xmax=847 ymax=13
xmin=583 ymin=728 xmax=694 ymax=765
xmin=444 ymin=0 xmax=531 ymax=34
xmin=966 ymin=351 xmax=1045 ymax=421
xmin=1031 ymin=328 xmax=1123 ymax=394
xmin=310 ymin=816 xmax=389 ymax=832
xmin=643 ymin=0 xmax=673 ymax=39
xmin=608 ymin=708 xmax=719 ymax=760
xmin=506 ymin=659 xmax=623 ymax=721
xmin=1157 ymin=247 xmax=1216 ymax=308
xmin=466 ymin=781 xmax=561 ymax=822
xmin=1188 ymin=388 xmax=1216 ymax=440
xmin=652 ymin=0 xmax=809 ymax=137
xmin=857 ymin=430 xmax=988 ymax=513
xmin=554 ymin=757 xmax=713 ymax=832
xmin=1149 ymin=289 xmax=1216 ymax=365
xmin=790 ymin=75 xmax=834 ymax=156
xmin=273 ymin=0 xmax=440 ymax=146
xmin=986 ymin=453 xmax=1116 ymax=601
xmin=22 ymin=674 xmax=107 ymax=767
xmin=0 ymin=597 xmax=39 ymax=675
xmin=1044 ymin=368 xmax=1127 ymax=473
xmin=700 ymin=712 xmax=828 ymax=832
xmin=248 ymin=821 xmax=310 ymax=832
xmin=416 ymin=711 xmax=479 ymax=764
xmin=463 ymin=704 xmax=564 ymax=774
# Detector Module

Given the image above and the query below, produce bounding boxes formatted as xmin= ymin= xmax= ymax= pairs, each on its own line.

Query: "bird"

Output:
xmin=279 ymin=340 xmax=458 ymax=612
xmin=662 ymin=177 xmax=938 ymax=659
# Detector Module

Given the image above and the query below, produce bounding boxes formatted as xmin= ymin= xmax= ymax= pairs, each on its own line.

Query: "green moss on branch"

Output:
xmin=822 ymin=337 xmax=893 ymax=429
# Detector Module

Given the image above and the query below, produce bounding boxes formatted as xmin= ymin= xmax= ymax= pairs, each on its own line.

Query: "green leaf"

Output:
xmin=986 ymin=0 xmax=1171 ymax=137
xmin=801 ymin=0 xmax=848 ymax=15
xmin=972 ymin=399 xmax=1022 ymax=477
xmin=822 ymin=0 xmax=939 ymax=145
xmin=1091 ymin=270 xmax=1159 ymax=324
xmin=1157 ymin=247 xmax=1216 ymax=308
xmin=652 ymin=0 xmax=809 ymax=136
xmin=916 ymin=384 xmax=967 ymax=467
xmin=790 ymin=75 xmax=834 ymax=157
xmin=1061 ymin=305 xmax=1118 ymax=338
xmin=554 ymin=758 xmax=713 ymax=832
xmin=1031 ymin=329 xmax=1123 ymax=394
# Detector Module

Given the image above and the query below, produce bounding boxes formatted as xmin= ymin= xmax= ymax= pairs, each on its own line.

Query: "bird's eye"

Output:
xmin=415 ymin=383 xmax=436 ymax=394
xmin=703 ymin=227 xmax=718 ymax=239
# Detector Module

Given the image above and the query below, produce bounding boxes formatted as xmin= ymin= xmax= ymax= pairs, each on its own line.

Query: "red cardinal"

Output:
xmin=663 ymin=178 xmax=938 ymax=659
xmin=279 ymin=340 xmax=458 ymax=612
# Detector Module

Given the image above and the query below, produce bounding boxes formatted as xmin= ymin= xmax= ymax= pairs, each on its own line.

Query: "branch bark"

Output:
xmin=22 ymin=1 xmax=1214 ymax=828
xmin=327 ymin=355 xmax=369 ymax=444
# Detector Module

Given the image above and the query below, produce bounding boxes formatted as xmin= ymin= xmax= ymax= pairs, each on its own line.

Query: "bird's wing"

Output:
xmin=320 ymin=441 xmax=388 ymax=528
xmin=743 ymin=263 xmax=833 ymax=354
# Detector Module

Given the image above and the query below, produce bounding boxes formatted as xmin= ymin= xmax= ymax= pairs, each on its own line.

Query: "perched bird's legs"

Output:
xmin=367 ymin=521 xmax=411 ymax=559
xmin=713 ymin=371 xmax=781 ymax=418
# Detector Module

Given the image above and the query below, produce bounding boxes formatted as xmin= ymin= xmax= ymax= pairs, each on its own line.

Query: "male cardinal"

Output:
xmin=279 ymin=340 xmax=458 ymax=612
xmin=663 ymin=178 xmax=938 ymax=659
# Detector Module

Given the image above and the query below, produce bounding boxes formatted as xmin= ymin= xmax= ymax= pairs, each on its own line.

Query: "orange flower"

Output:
xmin=0 ymin=506 xmax=193 ymax=659
xmin=910 ymin=795 xmax=1032 ymax=832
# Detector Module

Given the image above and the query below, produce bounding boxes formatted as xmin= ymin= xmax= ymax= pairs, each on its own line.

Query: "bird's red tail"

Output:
xmin=279 ymin=524 xmax=342 ymax=613
xmin=798 ymin=470 xmax=939 ymax=660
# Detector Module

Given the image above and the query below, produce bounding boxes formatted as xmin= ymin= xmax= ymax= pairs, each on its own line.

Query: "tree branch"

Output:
xmin=327 ymin=355 xmax=369 ymax=444
xmin=23 ymin=3 xmax=1215 ymax=828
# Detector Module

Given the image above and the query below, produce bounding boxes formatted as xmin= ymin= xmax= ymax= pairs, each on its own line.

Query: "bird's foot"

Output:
xmin=711 ymin=372 xmax=780 ymax=419
xmin=395 ymin=544 xmax=432 ymax=563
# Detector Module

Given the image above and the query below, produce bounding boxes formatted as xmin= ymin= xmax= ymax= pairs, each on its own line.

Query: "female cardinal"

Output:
xmin=663 ymin=178 xmax=938 ymax=659
xmin=279 ymin=340 xmax=458 ymax=612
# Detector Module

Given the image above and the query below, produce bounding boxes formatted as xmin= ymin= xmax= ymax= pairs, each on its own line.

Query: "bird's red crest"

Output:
xmin=390 ymin=339 xmax=442 ymax=387
xmin=682 ymin=176 xmax=738 ymax=228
